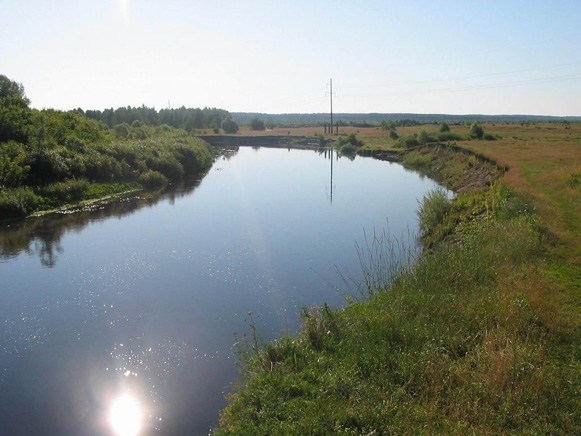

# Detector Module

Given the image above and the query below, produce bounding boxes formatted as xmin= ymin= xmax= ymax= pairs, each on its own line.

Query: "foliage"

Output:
xmin=0 ymin=152 xmax=30 ymax=188
xmin=84 ymin=105 xmax=232 ymax=132
xmin=439 ymin=121 xmax=450 ymax=132
xmin=0 ymin=75 xmax=32 ymax=143
xmin=38 ymin=179 xmax=90 ymax=206
xmin=388 ymin=128 xmax=399 ymax=140
xmin=0 ymin=74 xmax=214 ymax=219
xmin=248 ymin=117 xmax=266 ymax=131
xmin=401 ymin=150 xmax=433 ymax=169
xmin=221 ymin=118 xmax=239 ymax=134
xmin=469 ymin=122 xmax=484 ymax=139
xmin=137 ymin=170 xmax=168 ymax=189
xmin=568 ymin=171 xmax=581 ymax=189
xmin=418 ymin=129 xmax=432 ymax=144
xmin=0 ymin=187 xmax=40 ymax=218
xmin=397 ymin=135 xmax=420 ymax=148
xmin=380 ymin=120 xmax=395 ymax=130
xmin=417 ymin=187 xmax=452 ymax=235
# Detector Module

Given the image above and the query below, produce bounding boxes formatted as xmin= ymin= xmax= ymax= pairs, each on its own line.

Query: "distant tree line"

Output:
xmin=232 ymin=112 xmax=581 ymax=124
xmin=84 ymin=105 xmax=234 ymax=132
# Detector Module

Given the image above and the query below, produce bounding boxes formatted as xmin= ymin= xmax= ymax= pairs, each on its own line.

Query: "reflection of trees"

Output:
xmin=0 ymin=177 xmax=205 ymax=267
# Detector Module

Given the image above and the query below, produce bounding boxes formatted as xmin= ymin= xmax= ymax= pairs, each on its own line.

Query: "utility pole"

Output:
xmin=330 ymin=78 xmax=333 ymax=135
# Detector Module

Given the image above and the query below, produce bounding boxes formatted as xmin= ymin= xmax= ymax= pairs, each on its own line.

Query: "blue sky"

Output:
xmin=1 ymin=0 xmax=580 ymax=115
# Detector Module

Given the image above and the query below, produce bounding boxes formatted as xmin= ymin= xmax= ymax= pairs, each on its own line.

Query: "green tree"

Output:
xmin=469 ymin=122 xmax=484 ymax=139
xmin=418 ymin=130 xmax=431 ymax=145
xmin=389 ymin=128 xmax=399 ymax=140
xmin=221 ymin=118 xmax=239 ymax=134
xmin=0 ymin=75 xmax=32 ymax=143
xmin=439 ymin=122 xmax=450 ymax=132
xmin=381 ymin=120 xmax=395 ymax=130
xmin=248 ymin=117 xmax=265 ymax=131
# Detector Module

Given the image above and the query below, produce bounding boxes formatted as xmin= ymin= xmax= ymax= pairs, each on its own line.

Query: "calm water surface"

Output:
xmin=0 ymin=147 xmax=443 ymax=435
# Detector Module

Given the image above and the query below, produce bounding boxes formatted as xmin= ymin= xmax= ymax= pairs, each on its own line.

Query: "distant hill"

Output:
xmin=232 ymin=112 xmax=581 ymax=124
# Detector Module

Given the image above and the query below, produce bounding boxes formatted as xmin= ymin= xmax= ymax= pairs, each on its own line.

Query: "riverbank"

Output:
xmin=215 ymin=139 xmax=580 ymax=434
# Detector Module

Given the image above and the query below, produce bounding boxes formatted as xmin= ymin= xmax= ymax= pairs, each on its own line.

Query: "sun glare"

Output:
xmin=120 ymin=0 xmax=130 ymax=24
xmin=109 ymin=394 xmax=142 ymax=436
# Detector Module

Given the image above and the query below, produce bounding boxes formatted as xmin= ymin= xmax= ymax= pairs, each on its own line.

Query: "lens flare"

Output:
xmin=109 ymin=394 xmax=142 ymax=436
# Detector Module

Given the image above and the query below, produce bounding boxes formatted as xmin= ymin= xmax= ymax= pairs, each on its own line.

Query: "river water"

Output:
xmin=0 ymin=146 xmax=443 ymax=435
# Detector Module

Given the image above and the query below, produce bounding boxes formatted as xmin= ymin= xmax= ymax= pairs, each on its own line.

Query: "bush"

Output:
xmin=0 ymin=187 xmax=40 ymax=218
xmin=418 ymin=130 xmax=432 ymax=145
xmin=138 ymin=170 xmax=168 ymax=189
xmin=568 ymin=172 xmax=581 ymax=189
xmin=389 ymin=128 xmax=398 ymax=140
xmin=417 ymin=187 xmax=452 ymax=235
xmin=439 ymin=122 xmax=450 ymax=132
xmin=248 ymin=117 xmax=265 ymax=131
xmin=147 ymin=154 xmax=184 ymax=181
xmin=221 ymin=118 xmax=239 ymax=134
xmin=113 ymin=123 xmax=131 ymax=138
xmin=436 ymin=132 xmax=464 ymax=141
xmin=402 ymin=151 xmax=433 ymax=169
xmin=469 ymin=122 xmax=484 ymax=139
xmin=397 ymin=135 xmax=420 ymax=148
xmin=483 ymin=133 xmax=497 ymax=141
xmin=40 ymin=178 xmax=90 ymax=204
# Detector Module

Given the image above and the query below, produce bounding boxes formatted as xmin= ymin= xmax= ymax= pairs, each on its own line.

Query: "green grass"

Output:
xmin=216 ymin=187 xmax=579 ymax=435
xmin=216 ymin=138 xmax=580 ymax=434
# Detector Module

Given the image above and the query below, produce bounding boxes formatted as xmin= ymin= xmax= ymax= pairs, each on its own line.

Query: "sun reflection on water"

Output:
xmin=109 ymin=394 xmax=142 ymax=436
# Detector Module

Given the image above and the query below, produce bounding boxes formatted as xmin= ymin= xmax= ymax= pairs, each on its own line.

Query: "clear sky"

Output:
xmin=1 ymin=0 xmax=580 ymax=116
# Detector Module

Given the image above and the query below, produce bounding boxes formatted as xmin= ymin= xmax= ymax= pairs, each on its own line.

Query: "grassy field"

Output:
xmin=216 ymin=122 xmax=580 ymax=435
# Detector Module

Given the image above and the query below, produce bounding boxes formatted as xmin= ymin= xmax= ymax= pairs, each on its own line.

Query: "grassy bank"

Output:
xmin=215 ymin=139 xmax=580 ymax=434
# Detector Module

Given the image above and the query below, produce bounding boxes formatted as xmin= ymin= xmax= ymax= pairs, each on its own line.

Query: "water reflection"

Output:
xmin=0 ymin=178 xmax=207 ymax=268
xmin=0 ymin=147 xmax=445 ymax=435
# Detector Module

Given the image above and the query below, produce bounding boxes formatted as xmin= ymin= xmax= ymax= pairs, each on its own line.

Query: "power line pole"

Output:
xmin=330 ymin=78 xmax=333 ymax=135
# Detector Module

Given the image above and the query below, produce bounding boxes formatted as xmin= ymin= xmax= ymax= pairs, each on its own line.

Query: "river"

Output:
xmin=0 ymin=146 xmax=444 ymax=435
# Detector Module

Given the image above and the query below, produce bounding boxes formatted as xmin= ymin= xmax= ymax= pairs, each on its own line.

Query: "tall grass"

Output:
xmin=417 ymin=187 xmax=452 ymax=235
xmin=216 ymin=187 xmax=579 ymax=435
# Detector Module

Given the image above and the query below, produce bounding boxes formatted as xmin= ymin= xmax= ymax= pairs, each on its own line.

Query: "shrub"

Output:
xmin=248 ymin=117 xmax=265 ymax=131
xmin=483 ymin=133 xmax=497 ymax=141
xmin=147 ymin=154 xmax=184 ymax=181
xmin=138 ymin=170 xmax=168 ymax=189
xmin=40 ymin=178 xmax=90 ymax=203
xmin=439 ymin=122 xmax=450 ymax=132
xmin=436 ymin=132 xmax=464 ymax=141
xmin=389 ymin=128 xmax=399 ymax=140
xmin=24 ymin=148 xmax=70 ymax=185
xmin=113 ymin=123 xmax=131 ymax=139
xmin=417 ymin=187 xmax=452 ymax=235
xmin=221 ymin=118 xmax=239 ymax=134
xmin=397 ymin=135 xmax=420 ymax=148
xmin=568 ymin=172 xmax=581 ymax=189
xmin=469 ymin=122 xmax=484 ymax=139
xmin=418 ymin=130 xmax=432 ymax=145
xmin=0 ymin=187 xmax=40 ymax=218
xmin=402 ymin=151 xmax=433 ymax=169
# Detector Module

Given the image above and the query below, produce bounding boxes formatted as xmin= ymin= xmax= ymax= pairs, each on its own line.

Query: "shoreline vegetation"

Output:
xmin=214 ymin=136 xmax=580 ymax=433
xmin=0 ymin=75 xmax=222 ymax=222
